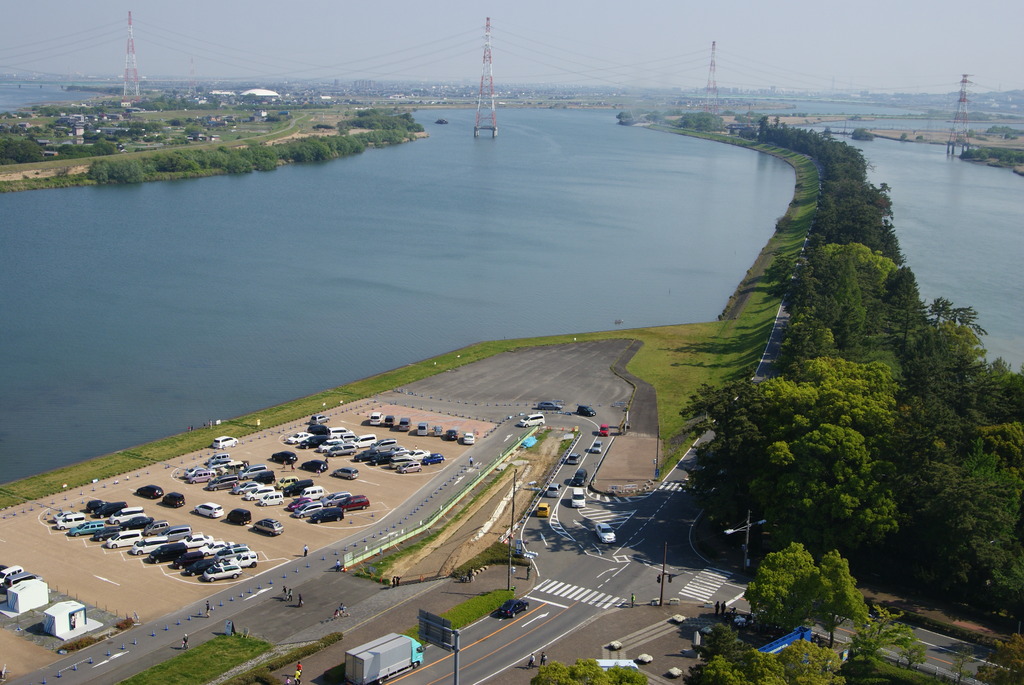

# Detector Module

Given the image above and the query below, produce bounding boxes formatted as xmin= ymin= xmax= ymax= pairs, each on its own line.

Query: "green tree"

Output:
xmin=849 ymin=606 xmax=918 ymax=661
xmin=745 ymin=543 xmax=819 ymax=629
xmin=977 ymin=633 xmax=1024 ymax=684
xmin=814 ymin=550 xmax=868 ymax=647
xmin=687 ymin=624 xmax=750 ymax=685
xmin=950 ymin=644 xmax=976 ymax=684
xmin=533 ymin=659 xmax=645 ymax=685
xmin=776 ymin=640 xmax=845 ymax=684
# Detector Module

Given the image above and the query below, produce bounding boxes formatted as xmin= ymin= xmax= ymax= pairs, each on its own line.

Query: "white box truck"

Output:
xmin=345 ymin=633 xmax=424 ymax=685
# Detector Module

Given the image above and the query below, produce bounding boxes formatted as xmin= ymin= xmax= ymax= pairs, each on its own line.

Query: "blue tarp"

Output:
xmin=521 ymin=436 xmax=538 ymax=448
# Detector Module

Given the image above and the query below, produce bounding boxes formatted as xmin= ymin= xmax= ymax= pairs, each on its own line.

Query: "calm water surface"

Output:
xmin=1 ymin=109 xmax=796 ymax=482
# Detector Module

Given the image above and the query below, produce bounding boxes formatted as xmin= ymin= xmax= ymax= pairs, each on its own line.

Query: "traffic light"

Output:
xmin=656 ymin=574 xmax=662 ymax=583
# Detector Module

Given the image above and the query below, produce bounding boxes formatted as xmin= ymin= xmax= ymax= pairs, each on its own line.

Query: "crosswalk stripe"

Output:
xmin=533 ymin=579 xmax=623 ymax=610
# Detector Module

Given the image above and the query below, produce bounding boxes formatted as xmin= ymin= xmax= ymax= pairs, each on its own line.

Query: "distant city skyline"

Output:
xmin=2 ymin=1 xmax=1021 ymax=95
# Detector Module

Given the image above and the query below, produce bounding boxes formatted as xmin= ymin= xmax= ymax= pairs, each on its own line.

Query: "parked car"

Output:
xmin=211 ymin=436 xmax=239 ymax=449
xmin=369 ymin=411 xmax=384 ymax=425
xmin=120 ymin=515 xmax=155 ymax=531
xmin=444 ymin=428 xmax=460 ymax=441
xmin=576 ymin=405 xmax=597 ymax=417
xmin=181 ymin=534 xmax=216 ymax=550
xmin=326 ymin=444 xmax=358 ymax=457
xmin=226 ymin=508 xmax=252 ymax=525
xmin=147 ymin=542 xmax=189 ymax=564
xmin=309 ymin=413 xmax=329 ymax=425
xmin=243 ymin=485 xmax=276 ymax=502
xmin=497 ymin=599 xmax=530 ymax=618
xmin=298 ymin=435 xmax=329 ymax=449
xmin=161 ymin=492 xmax=186 ymax=508
xmin=338 ymin=495 xmax=370 ymax=512
xmin=536 ymin=401 xmax=563 ymax=411
xmin=306 ymin=424 xmax=330 ymax=436
xmin=85 ymin=499 xmax=107 ymax=514
xmin=183 ymin=558 xmax=219 ymax=577
xmin=383 ymin=415 xmax=396 ymax=427
xmin=206 ymin=454 xmax=234 ymax=469
xmin=422 ymin=453 xmax=445 ymax=466
xmin=184 ymin=468 xmax=215 ymax=484
xmin=301 ymin=459 xmax=329 ymax=474
xmin=232 ymin=481 xmax=264 ymax=497
xmin=282 ymin=479 xmax=315 ymax=498
xmin=595 ymin=522 xmax=616 ymax=543
xmin=92 ymin=501 xmax=127 ymax=519
xmin=332 ymin=467 xmax=359 ymax=480
xmin=203 ymin=562 xmax=243 ymax=582
xmin=284 ymin=432 xmax=312 ymax=445
xmin=170 ymin=550 xmax=208 ymax=570
xmin=309 ymin=507 xmax=344 ymax=524
xmin=285 ymin=496 xmax=314 ymax=513
xmin=253 ymin=518 xmax=283 ymax=536
xmin=53 ymin=511 xmax=87 ymax=530
xmin=67 ymin=520 xmax=108 ymax=537
xmin=135 ymin=484 xmax=164 ymax=499
xmin=249 ymin=470 xmax=277 ymax=485
xmin=397 ymin=462 xmax=422 ymax=474
xmin=270 ymin=450 xmax=298 ymax=464
xmin=321 ymin=492 xmax=353 ymax=508
xmin=193 ymin=502 xmax=225 ymax=518
xmin=290 ymin=501 xmax=324 ymax=519
xmin=90 ymin=526 xmax=123 ymax=542
xmin=462 ymin=432 xmax=476 ymax=445
xmin=396 ymin=417 xmax=412 ymax=432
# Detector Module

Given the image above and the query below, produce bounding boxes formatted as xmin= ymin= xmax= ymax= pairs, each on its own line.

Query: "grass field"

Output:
xmin=118 ymin=634 xmax=271 ymax=685
xmin=0 ymin=131 xmax=818 ymax=510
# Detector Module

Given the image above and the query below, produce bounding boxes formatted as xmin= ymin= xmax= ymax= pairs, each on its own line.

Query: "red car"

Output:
xmin=598 ymin=424 xmax=610 ymax=437
xmin=285 ymin=496 xmax=314 ymax=512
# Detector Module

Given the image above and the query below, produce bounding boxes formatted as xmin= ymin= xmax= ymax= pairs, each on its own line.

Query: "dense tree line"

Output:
xmin=962 ymin=147 xmax=1024 ymax=165
xmin=86 ymin=110 xmax=420 ymax=185
xmin=686 ymin=117 xmax=1024 ymax=618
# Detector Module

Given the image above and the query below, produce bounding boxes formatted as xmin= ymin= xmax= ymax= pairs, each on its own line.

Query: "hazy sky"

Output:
xmin=3 ymin=0 xmax=1020 ymax=94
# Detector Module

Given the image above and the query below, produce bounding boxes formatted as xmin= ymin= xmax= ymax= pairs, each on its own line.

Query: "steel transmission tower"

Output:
xmin=474 ymin=17 xmax=497 ymax=138
xmin=947 ymin=74 xmax=971 ymax=154
xmin=703 ymin=41 xmax=719 ymax=115
xmin=123 ymin=11 xmax=140 ymax=100
xmin=187 ymin=57 xmax=197 ymax=98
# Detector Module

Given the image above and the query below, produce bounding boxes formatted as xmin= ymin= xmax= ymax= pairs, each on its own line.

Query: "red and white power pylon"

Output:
xmin=703 ymin=41 xmax=719 ymax=115
xmin=947 ymin=73 xmax=971 ymax=155
xmin=474 ymin=17 xmax=497 ymax=138
xmin=123 ymin=11 xmax=140 ymax=100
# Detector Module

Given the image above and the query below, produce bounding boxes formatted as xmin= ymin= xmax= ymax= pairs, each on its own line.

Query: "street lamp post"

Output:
xmin=724 ymin=510 xmax=766 ymax=571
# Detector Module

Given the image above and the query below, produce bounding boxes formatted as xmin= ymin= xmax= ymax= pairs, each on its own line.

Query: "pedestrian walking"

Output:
xmin=540 ymin=652 xmax=548 ymax=666
xmin=298 ymin=593 xmax=304 ymax=607
xmin=528 ymin=653 xmax=536 ymax=668
xmin=205 ymin=600 xmax=211 ymax=617
xmin=334 ymin=559 xmax=342 ymax=572
xmin=282 ymin=585 xmax=289 ymax=599
xmin=303 ymin=545 xmax=309 ymax=558
xmin=181 ymin=634 xmax=188 ymax=650
xmin=469 ymin=457 xmax=474 ymax=467
xmin=287 ymin=588 xmax=293 ymax=602
xmin=630 ymin=593 xmax=636 ymax=608
xmin=294 ymin=669 xmax=302 ymax=685
xmin=715 ymin=600 xmax=720 ymax=616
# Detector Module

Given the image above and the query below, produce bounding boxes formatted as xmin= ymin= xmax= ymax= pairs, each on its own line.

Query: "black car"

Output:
xmin=307 ymin=424 xmax=330 ymax=436
xmin=282 ymin=479 xmax=314 ymax=497
xmin=301 ymin=459 xmax=328 ymax=474
xmin=383 ymin=415 xmax=396 ymax=427
xmin=147 ymin=542 xmax=189 ymax=564
xmin=121 ymin=516 xmax=155 ymax=531
xmin=570 ymin=468 xmax=588 ymax=488
xmin=183 ymin=558 xmax=219 ymax=577
xmin=351 ymin=451 xmax=375 ymax=463
xmin=367 ymin=454 xmax=391 ymax=467
xmin=85 ymin=499 xmax=107 ymax=514
xmin=444 ymin=428 xmax=460 ymax=441
xmin=170 ymin=550 xmax=207 ymax=570
xmin=135 ymin=484 xmax=164 ymax=499
xmin=576 ymin=405 xmax=597 ymax=417
xmin=93 ymin=501 xmax=127 ymax=519
xmin=299 ymin=435 xmax=330 ymax=449
xmin=226 ymin=508 xmax=252 ymax=525
xmin=309 ymin=507 xmax=344 ymax=524
xmin=161 ymin=492 xmax=186 ymax=508
xmin=271 ymin=450 xmax=298 ymax=464
xmin=497 ymin=599 xmax=529 ymax=618
xmin=90 ymin=526 xmax=123 ymax=542
xmin=250 ymin=470 xmax=277 ymax=485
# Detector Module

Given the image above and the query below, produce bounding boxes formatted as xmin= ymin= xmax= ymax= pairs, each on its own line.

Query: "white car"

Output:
xmin=544 ymin=484 xmax=560 ymax=498
xmin=369 ymin=412 xmax=384 ymax=425
xmin=462 ymin=432 xmax=476 ymax=445
xmin=193 ymin=502 xmax=224 ymax=519
xmin=211 ymin=436 xmax=239 ymax=449
xmin=243 ymin=485 xmax=276 ymax=501
xmin=197 ymin=539 xmax=232 ymax=555
xmin=588 ymin=440 xmax=603 ymax=454
xmin=595 ymin=522 xmax=616 ymax=544
xmin=181 ymin=534 xmax=215 ymax=550
xmin=407 ymin=449 xmax=431 ymax=460
xmin=203 ymin=562 xmax=243 ymax=582
xmin=232 ymin=481 xmax=264 ymax=496
xmin=285 ymin=432 xmax=313 ymax=445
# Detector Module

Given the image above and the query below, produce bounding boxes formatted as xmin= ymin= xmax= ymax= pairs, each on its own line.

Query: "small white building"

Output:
xmin=44 ymin=601 xmax=102 ymax=640
xmin=1 ymin=579 xmax=48 ymax=616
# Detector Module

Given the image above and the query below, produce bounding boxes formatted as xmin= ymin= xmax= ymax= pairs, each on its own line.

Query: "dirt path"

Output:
xmin=0 ymin=164 xmax=88 ymax=182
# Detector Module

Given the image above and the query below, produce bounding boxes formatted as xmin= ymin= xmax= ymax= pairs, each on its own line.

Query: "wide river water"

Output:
xmin=2 ymin=108 xmax=799 ymax=482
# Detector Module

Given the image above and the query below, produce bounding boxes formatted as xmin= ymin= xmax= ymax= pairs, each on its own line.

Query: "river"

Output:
xmin=0 ymin=108 xmax=797 ymax=482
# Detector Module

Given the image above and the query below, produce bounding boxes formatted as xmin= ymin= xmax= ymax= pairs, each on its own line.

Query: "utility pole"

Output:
xmin=659 ymin=542 xmax=667 ymax=607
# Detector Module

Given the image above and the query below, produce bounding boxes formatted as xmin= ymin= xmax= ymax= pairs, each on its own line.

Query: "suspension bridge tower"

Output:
xmin=947 ymin=74 xmax=971 ymax=155
xmin=474 ymin=17 xmax=497 ymax=138
xmin=703 ymin=41 xmax=719 ymax=115
xmin=122 ymin=11 xmax=140 ymax=100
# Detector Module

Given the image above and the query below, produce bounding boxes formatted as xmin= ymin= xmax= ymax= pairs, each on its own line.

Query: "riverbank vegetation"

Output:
xmin=685 ymin=116 xmax=1024 ymax=625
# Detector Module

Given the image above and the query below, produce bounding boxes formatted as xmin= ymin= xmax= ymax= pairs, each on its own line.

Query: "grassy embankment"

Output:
xmin=0 ymin=133 xmax=818 ymax=510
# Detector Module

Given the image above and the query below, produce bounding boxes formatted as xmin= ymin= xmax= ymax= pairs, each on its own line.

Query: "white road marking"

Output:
xmin=526 ymin=596 xmax=569 ymax=609
xmin=94 ymin=575 xmax=120 ymax=586
xmin=244 ymin=587 xmax=272 ymax=601
xmin=92 ymin=651 xmax=128 ymax=667
xmin=521 ymin=612 xmax=549 ymax=627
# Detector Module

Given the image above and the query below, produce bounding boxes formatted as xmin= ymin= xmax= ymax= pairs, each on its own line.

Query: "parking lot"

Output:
xmin=1 ymin=402 xmax=494 ymax=627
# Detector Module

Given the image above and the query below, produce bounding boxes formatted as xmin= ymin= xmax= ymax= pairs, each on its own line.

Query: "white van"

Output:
xmin=206 ymin=453 xmax=234 ymax=468
xmin=517 ymin=413 xmax=546 ymax=427
xmin=329 ymin=427 xmax=356 ymax=440
xmin=239 ymin=464 xmax=269 ymax=480
xmin=104 ymin=529 xmax=145 ymax=549
xmin=107 ymin=506 xmax=145 ymax=525
xmin=53 ymin=511 xmax=87 ymax=530
xmin=256 ymin=491 xmax=283 ymax=507
xmin=416 ymin=422 xmax=429 ymax=436
xmin=211 ymin=436 xmax=239 ymax=449
xmin=129 ymin=536 xmax=170 ymax=556
xmin=0 ymin=566 xmax=25 ymax=585
xmin=300 ymin=485 xmax=326 ymax=500
xmin=570 ymin=488 xmax=587 ymax=508
xmin=353 ymin=434 xmax=377 ymax=448
xmin=369 ymin=411 xmax=384 ymax=426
